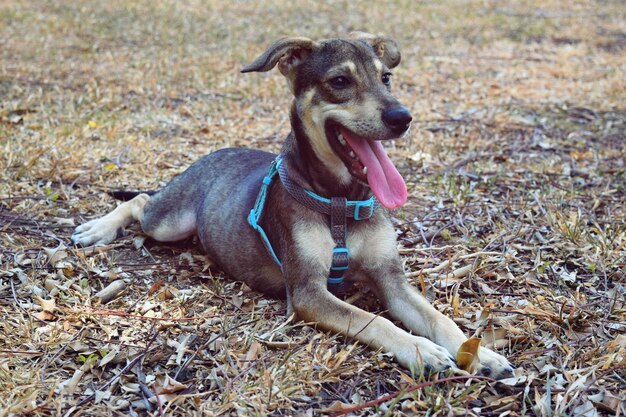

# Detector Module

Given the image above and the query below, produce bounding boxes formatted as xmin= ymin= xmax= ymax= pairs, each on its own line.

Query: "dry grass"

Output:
xmin=1 ymin=0 xmax=625 ymax=416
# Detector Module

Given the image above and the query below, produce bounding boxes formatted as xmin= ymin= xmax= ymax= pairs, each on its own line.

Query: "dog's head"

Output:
xmin=242 ymin=33 xmax=411 ymax=209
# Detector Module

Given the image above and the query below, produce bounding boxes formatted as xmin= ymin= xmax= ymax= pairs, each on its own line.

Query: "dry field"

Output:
xmin=1 ymin=1 xmax=625 ymax=416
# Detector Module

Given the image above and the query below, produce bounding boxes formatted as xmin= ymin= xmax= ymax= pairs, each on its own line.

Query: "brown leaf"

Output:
xmin=244 ymin=340 xmax=262 ymax=362
xmin=592 ymin=392 xmax=624 ymax=413
xmin=32 ymin=311 xmax=55 ymax=321
xmin=42 ymin=244 xmax=68 ymax=266
xmin=482 ymin=328 xmax=508 ymax=349
xmin=613 ymin=334 xmax=626 ymax=349
xmin=456 ymin=337 xmax=481 ymax=372
xmin=321 ymin=401 xmax=354 ymax=413
xmin=34 ymin=296 xmax=56 ymax=312
xmin=147 ymin=279 xmax=165 ymax=296
xmin=157 ymin=285 xmax=179 ymax=300
xmin=156 ymin=375 xmax=188 ymax=395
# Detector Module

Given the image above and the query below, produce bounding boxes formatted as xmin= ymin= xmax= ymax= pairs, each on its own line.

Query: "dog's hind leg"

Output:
xmin=72 ymin=193 xmax=151 ymax=246
xmin=72 ymin=153 xmax=229 ymax=247
xmin=72 ymin=190 xmax=199 ymax=247
xmin=139 ymin=195 xmax=197 ymax=243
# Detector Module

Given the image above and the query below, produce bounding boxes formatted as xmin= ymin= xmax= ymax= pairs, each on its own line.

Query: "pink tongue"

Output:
xmin=339 ymin=128 xmax=407 ymax=208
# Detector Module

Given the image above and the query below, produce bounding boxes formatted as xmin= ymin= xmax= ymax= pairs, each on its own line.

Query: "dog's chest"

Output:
xmin=346 ymin=220 xmax=399 ymax=265
xmin=293 ymin=218 xmax=399 ymax=272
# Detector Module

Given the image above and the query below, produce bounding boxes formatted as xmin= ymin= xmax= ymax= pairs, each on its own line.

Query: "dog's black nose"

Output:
xmin=383 ymin=106 xmax=412 ymax=134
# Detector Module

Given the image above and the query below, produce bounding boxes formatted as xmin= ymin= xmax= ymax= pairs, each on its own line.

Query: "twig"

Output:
xmin=532 ymin=191 xmax=547 ymax=216
xmin=407 ymin=255 xmax=458 ymax=277
xmin=62 ymin=307 xmax=223 ymax=321
xmin=94 ymin=279 xmax=130 ymax=304
xmin=135 ymin=360 xmax=157 ymax=414
xmin=329 ymin=375 xmax=495 ymax=416
xmin=437 ymin=264 xmax=473 ymax=280
xmin=41 ymin=327 xmax=86 ymax=390
xmin=66 ymin=327 xmax=159 ymax=414
xmin=0 ymin=349 xmax=43 ymax=357
xmin=174 ymin=318 xmax=261 ymax=380
xmin=71 ymin=243 xmax=127 ymax=257
xmin=459 ymin=251 xmax=504 ymax=259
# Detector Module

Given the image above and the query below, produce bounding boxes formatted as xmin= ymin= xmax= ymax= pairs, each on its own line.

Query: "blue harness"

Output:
xmin=248 ymin=157 xmax=378 ymax=289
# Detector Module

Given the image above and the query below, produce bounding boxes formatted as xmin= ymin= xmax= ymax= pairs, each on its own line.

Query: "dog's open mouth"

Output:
xmin=326 ymin=123 xmax=407 ymax=209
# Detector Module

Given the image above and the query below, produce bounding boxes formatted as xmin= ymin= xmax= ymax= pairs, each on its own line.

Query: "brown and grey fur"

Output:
xmin=72 ymin=34 xmax=513 ymax=377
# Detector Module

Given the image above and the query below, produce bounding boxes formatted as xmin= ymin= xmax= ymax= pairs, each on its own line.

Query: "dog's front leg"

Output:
xmin=289 ymin=280 xmax=455 ymax=374
xmin=285 ymin=220 xmax=453 ymax=373
xmin=377 ymin=275 xmax=514 ymax=378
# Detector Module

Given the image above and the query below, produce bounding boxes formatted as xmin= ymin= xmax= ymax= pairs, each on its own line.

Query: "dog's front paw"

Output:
xmin=395 ymin=336 xmax=456 ymax=375
xmin=476 ymin=347 xmax=514 ymax=380
xmin=71 ymin=217 xmax=122 ymax=247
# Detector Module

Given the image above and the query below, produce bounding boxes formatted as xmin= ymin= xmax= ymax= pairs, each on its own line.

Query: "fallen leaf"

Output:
xmin=321 ymin=400 xmax=354 ymax=413
xmin=42 ymin=244 xmax=68 ymax=266
xmin=52 ymin=217 xmax=75 ymax=226
xmin=148 ymin=279 xmax=165 ymax=296
xmin=157 ymin=285 xmax=179 ymax=300
xmin=244 ymin=340 xmax=262 ymax=362
xmin=32 ymin=311 xmax=55 ymax=321
xmin=572 ymin=399 xmax=599 ymax=417
xmin=594 ymin=392 xmax=624 ymax=414
xmin=231 ymin=293 xmax=243 ymax=308
xmin=482 ymin=328 xmax=509 ymax=349
xmin=167 ymin=333 xmax=196 ymax=365
xmin=613 ymin=334 xmax=626 ymax=349
xmin=99 ymin=347 xmax=120 ymax=367
xmin=34 ymin=296 xmax=56 ymax=312
xmin=156 ymin=374 xmax=188 ymax=395
xmin=456 ymin=337 xmax=481 ymax=372
xmin=94 ymin=390 xmax=111 ymax=404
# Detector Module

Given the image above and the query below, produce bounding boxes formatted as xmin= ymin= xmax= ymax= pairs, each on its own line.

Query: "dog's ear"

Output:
xmin=241 ymin=37 xmax=318 ymax=76
xmin=349 ymin=31 xmax=401 ymax=69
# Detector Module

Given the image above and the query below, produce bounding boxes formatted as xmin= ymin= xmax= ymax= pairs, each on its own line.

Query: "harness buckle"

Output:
xmin=353 ymin=199 xmax=375 ymax=220
xmin=328 ymin=247 xmax=349 ymax=285
xmin=330 ymin=247 xmax=349 ymax=271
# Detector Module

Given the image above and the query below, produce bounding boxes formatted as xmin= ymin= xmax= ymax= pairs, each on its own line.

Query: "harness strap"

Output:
xmin=247 ymin=158 xmax=282 ymax=267
xmin=248 ymin=156 xmax=378 ymax=290
xmin=329 ymin=197 xmax=349 ymax=286
xmin=278 ymin=162 xmax=378 ymax=220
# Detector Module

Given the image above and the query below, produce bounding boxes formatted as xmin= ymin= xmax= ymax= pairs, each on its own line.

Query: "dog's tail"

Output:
xmin=106 ymin=190 xmax=157 ymax=201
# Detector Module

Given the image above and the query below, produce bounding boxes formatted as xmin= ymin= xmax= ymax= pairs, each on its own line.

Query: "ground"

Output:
xmin=1 ymin=1 xmax=625 ymax=416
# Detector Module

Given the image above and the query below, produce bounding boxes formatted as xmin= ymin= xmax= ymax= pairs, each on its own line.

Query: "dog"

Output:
xmin=72 ymin=33 xmax=513 ymax=378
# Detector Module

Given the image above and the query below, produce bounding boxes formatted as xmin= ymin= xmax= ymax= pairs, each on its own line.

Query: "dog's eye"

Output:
xmin=382 ymin=73 xmax=392 ymax=86
xmin=328 ymin=76 xmax=351 ymax=89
